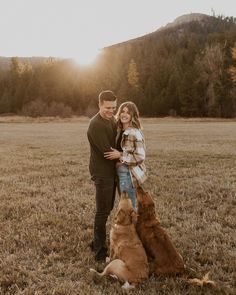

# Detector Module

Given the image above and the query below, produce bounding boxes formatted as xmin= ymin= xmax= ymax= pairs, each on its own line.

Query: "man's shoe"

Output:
xmin=95 ymin=247 xmax=108 ymax=262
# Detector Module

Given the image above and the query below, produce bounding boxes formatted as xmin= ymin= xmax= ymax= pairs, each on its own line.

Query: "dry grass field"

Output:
xmin=0 ymin=116 xmax=235 ymax=295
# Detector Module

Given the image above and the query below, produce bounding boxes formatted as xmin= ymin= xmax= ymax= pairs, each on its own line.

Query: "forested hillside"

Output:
xmin=0 ymin=14 xmax=236 ymax=117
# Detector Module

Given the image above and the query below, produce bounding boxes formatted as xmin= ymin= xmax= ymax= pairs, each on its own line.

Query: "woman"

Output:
xmin=104 ymin=101 xmax=147 ymax=210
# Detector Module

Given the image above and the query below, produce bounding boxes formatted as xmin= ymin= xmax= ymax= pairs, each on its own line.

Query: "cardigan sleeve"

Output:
xmin=120 ymin=129 xmax=145 ymax=166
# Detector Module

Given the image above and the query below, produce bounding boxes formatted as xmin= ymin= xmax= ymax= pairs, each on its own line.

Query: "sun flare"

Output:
xmin=72 ymin=48 xmax=100 ymax=66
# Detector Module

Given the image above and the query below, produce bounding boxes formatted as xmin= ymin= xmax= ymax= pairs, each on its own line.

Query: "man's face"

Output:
xmin=99 ymin=100 xmax=117 ymax=120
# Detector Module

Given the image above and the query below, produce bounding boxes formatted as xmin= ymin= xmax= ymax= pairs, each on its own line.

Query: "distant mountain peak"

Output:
xmin=163 ymin=13 xmax=211 ymax=29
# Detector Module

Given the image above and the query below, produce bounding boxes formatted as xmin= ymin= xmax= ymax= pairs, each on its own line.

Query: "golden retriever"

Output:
xmin=90 ymin=192 xmax=149 ymax=289
xmin=136 ymin=186 xmax=185 ymax=275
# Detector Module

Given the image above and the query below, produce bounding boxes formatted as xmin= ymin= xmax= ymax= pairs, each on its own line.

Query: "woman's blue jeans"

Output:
xmin=116 ymin=163 xmax=137 ymax=210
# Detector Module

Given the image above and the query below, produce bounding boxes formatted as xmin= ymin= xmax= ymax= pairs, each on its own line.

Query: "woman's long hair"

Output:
xmin=116 ymin=101 xmax=142 ymax=130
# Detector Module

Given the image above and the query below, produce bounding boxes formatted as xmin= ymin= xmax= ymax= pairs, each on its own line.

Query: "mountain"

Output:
xmin=0 ymin=13 xmax=213 ymax=67
xmin=164 ymin=13 xmax=212 ymax=28
xmin=0 ymin=13 xmax=234 ymax=64
xmin=104 ymin=13 xmax=214 ymax=49
xmin=99 ymin=13 xmax=236 ymax=117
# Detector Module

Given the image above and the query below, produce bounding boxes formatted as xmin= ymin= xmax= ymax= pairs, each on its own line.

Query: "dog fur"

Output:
xmin=136 ymin=186 xmax=185 ymax=275
xmin=90 ymin=192 xmax=149 ymax=288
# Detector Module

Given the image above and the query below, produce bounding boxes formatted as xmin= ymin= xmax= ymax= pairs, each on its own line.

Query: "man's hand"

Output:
xmin=104 ymin=148 xmax=121 ymax=160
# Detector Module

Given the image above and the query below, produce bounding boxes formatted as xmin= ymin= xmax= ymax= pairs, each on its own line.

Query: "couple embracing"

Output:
xmin=87 ymin=90 xmax=147 ymax=262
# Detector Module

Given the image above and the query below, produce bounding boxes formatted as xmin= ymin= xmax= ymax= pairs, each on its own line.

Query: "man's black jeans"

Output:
xmin=92 ymin=177 xmax=116 ymax=252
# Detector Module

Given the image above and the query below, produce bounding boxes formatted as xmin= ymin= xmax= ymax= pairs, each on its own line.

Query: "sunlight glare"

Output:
xmin=72 ymin=48 xmax=100 ymax=66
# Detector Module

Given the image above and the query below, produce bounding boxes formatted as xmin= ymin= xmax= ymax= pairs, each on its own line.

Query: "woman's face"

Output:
xmin=120 ymin=106 xmax=132 ymax=126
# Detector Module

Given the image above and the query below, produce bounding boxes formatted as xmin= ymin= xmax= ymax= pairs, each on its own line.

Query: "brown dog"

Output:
xmin=90 ymin=192 xmax=149 ymax=289
xmin=136 ymin=186 xmax=185 ymax=275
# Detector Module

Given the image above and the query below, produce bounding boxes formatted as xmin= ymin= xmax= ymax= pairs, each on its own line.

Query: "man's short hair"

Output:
xmin=99 ymin=90 xmax=117 ymax=104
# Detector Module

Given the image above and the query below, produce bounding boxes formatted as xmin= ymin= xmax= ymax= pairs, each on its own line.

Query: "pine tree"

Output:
xmin=228 ymin=43 xmax=236 ymax=82
xmin=195 ymin=43 xmax=225 ymax=116
xmin=127 ymin=59 xmax=139 ymax=88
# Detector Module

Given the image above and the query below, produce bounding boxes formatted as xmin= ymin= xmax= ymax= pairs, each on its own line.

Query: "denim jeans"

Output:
xmin=116 ymin=163 xmax=137 ymax=210
xmin=92 ymin=177 xmax=116 ymax=252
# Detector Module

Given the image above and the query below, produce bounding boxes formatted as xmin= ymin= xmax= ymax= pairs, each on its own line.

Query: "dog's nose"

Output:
xmin=137 ymin=186 xmax=143 ymax=191
xmin=136 ymin=186 xmax=144 ymax=195
xmin=120 ymin=191 xmax=128 ymax=199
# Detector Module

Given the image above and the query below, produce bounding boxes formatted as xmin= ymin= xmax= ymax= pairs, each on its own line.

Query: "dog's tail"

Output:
xmin=90 ymin=259 xmax=133 ymax=282
xmin=90 ymin=268 xmax=101 ymax=275
xmin=90 ymin=265 xmax=119 ymax=278
xmin=89 ymin=268 xmax=104 ymax=283
xmin=90 ymin=265 xmax=136 ymax=289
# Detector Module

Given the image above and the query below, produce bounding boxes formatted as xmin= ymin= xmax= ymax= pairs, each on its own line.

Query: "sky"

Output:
xmin=0 ymin=0 xmax=235 ymax=64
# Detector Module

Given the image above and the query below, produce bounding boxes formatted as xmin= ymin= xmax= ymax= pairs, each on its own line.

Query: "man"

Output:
xmin=87 ymin=90 xmax=117 ymax=261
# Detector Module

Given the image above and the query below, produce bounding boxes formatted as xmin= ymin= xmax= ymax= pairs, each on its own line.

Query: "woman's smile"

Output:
xmin=120 ymin=107 xmax=131 ymax=125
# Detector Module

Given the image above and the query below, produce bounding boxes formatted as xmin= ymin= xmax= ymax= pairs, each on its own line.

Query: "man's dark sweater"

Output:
xmin=87 ymin=113 xmax=117 ymax=178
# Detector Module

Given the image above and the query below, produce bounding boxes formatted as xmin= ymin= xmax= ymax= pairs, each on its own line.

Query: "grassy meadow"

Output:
xmin=0 ymin=116 xmax=235 ymax=295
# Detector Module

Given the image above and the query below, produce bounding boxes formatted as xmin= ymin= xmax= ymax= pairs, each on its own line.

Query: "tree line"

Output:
xmin=0 ymin=15 xmax=236 ymax=117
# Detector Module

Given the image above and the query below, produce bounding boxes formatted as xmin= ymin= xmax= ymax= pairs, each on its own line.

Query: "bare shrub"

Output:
xmin=0 ymin=92 xmax=11 ymax=114
xmin=21 ymin=100 xmax=73 ymax=117
xmin=46 ymin=101 xmax=73 ymax=118
xmin=21 ymin=99 xmax=47 ymax=117
xmin=85 ymin=103 xmax=98 ymax=118
xmin=169 ymin=109 xmax=177 ymax=117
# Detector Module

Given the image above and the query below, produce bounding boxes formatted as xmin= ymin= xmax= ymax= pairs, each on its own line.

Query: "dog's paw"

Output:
xmin=122 ymin=281 xmax=135 ymax=290
xmin=109 ymin=274 xmax=118 ymax=280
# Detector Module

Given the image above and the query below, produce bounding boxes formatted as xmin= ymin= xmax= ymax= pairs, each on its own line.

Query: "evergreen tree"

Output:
xmin=127 ymin=59 xmax=139 ymax=88
xmin=228 ymin=42 xmax=236 ymax=82
xmin=194 ymin=43 xmax=225 ymax=116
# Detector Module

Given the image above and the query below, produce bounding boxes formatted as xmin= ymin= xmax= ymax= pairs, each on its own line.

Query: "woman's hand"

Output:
xmin=104 ymin=148 xmax=121 ymax=160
